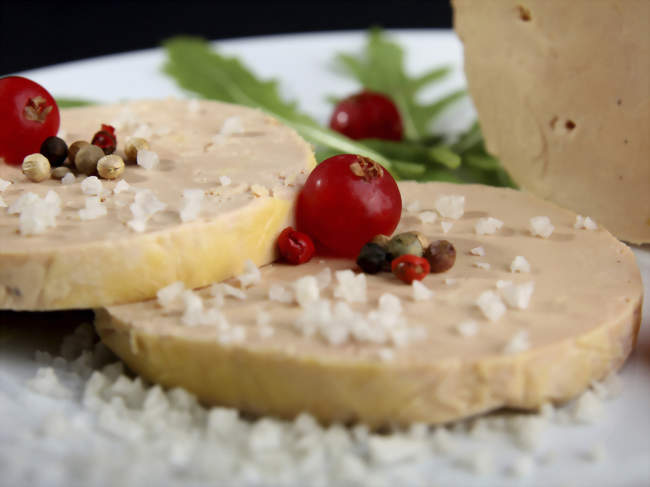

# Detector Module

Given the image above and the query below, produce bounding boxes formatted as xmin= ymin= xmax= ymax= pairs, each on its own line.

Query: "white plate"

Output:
xmin=2 ymin=30 xmax=649 ymax=487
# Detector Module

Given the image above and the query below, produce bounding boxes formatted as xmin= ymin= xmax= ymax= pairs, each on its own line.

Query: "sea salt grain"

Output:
xmin=61 ymin=172 xmax=75 ymax=185
xmin=500 ymin=281 xmax=535 ymax=310
xmin=81 ymin=176 xmax=103 ymax=195
xmin=529 ymin=216 xmax=554 ymax=238
xmin=220 ymin=116 xmax=245 ymax=136
xmin=475 ymin=217 xmax=503 ymax=235
xmin=405 ymin=200 xmax=420 ymax=213
xmin=137 ymin=149 xmax=160 ymax=170
xmin=293 ymin=276 xmax=320 ymax=307
xmin=334 ymin=270 xmax=367 ymax=303
xmin=0 ymin=178 xmax=11 ymax=191
xmin=237 ymin=260 xmax=261 ymax=288
xmin=219 ymin=175 xmax=232 ymax=186
xmin=27 ymin=367 xmax=72 ymax=399
xmin=417 ymin=211 xmax=437 ymax=224
xmin=474 ymin=262 xmax=491 ymax=270
xmin=128 ymin=189 xmax=166 ymax=232
xmin=476 ymin=290 xmax=506 ymax=322
xmin=411 ymin=280 xmax=433 ymax=301
xmin=470 ymin=246 xmax=485 ymax=256
xmin=268 ymin=284 xmax=293 ymax=303
xmin=574 ymin=215 xmax=598 ymax=230
xmin=79 ymin=197 xmax=107 ymax=220
xmin=435 ymin=194 xmax=465 ymax=219
xmin=504 ymin=330 xmax=530 ymax=354
xmin=456 ymin=320 xmax=479 ymax=337
xmin=157 ymin=281 xmax=186 ymax=310
xmin=441 ymin=221 xmax=453 ymax=234
xmin=180 ymin=189 xmax=204 ymax=222
xmin=510 ymin=256 xmax=531 ymax=273
xmin=0 ymin=195 xmax=6 ymax=208
xmin=113 ymin=180 xmax=130 ymax=194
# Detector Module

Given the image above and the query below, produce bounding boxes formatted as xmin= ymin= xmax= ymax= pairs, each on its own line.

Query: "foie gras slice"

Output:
xmin=96 ymin=182 xmax=643 ymax=426
xmin=0 ymin=99 xmax=315 ymax=310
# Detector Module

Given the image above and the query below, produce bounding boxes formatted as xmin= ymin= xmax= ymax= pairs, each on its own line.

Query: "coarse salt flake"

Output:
xmin=405 ymin=200 xmax=420 ymax=213
xmin=179 ymin=189 xmax=204 ymax=222
xmin=137 ymin=149 xmax=160 ymax=170
xmin=220 ymin=116 xmax=244 ymax=136
xmin=500 ymin=281 xmax=535 ymax=310
xmin=294 ymin=276 xmax=320 ymax=308
xmin=127 ymin=189 xmax=166 ymax=232
xmin=334 ymin=270 xmax=367 ymax=303
xmin=79 ymin=197 xmax=107 ymax=220
xmin=412 ymin=280 xmax=433 ymax=301
xmin=27 ymin=367 xmax=72 ymax=399
xmin=61 ymin=172 xmax=75 ymax=185
xmin=268 ymin=284 xmax=293 ymax=303
xmin=510 ymin=256 xmax=531 ymax=273
xmin=574 ymin=215 xmax=598 ymax=230
xmin=456 ymin=320 xmax=479 ymax=337
xmin=156 ymin=281 xmax=186 ymax=310
xmin=210 ymin=283 xmax=246 ymax=301
xmin=0 ymin=195 xmax=6 ymax=208
xmin=476 ymin=290 xmax=506 ymax=322
xmin=187 ymin=99 xmax=200 ymax=114
xmin=0 ymin=178 xmax=11 ymax=191
xmin=475 ymin=217 xmax=503 ymax=235
xmin=81 ymin=176 xmax=103 ymax=195
xmin=113 ymin=180 xmax=130 ymax=194
xmin=219 ymin=175 xmax=232 ymax=186
xmin=435 ymin=194 xmax=465 ymax=219
xmin=474 ymin=262 xmax=491 ymax=270
xmin=441 ymin=221 xmax=453 ymax=234
xmin=417 ymin=211 xmax=437 ymax=224
xmin=470 ymin=246 xmax=485 ymax=256
xmin=504 ymin=330 xmax=530 ymax=354
xmin=12 ymin=191 xmax=61 ymax=235
xmin=529 ymin=216 xmax=554 ymax=238
xmin=237 ymin=259 xmax=261 ymax=288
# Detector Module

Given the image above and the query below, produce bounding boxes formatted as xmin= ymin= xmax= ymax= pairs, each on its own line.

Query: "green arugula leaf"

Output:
xmin=55 ymin=98 xmax=95 ymax=108
xmin=163 ymin=37 xmax=392 ymax=169
xmin=332 ymin=28 xmax=465 ymax=140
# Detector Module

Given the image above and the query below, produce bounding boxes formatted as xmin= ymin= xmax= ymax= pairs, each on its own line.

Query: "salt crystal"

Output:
xmin=113 ymin=180 xmax=130 ymax=194
xmin=435 ymin=194 xmax=465 ymax=219
xmin=26 ymin=367 xmax=72 ymax=399
xmin=0 ymin=195 xmax=6 ymax=208
xmin=584 ymin=443 xmax=607 ymax=463
xmin=509 ymin=455 xmax=534 ymax=477
xmin=456 ymin=320 xmax=479 ymax=337
xmin=441 ymin=221 xmax=453 ymax=234
xmin=219 ymin=175 xmax=232 ymax=186
xmin=181 ymin=290 xmax=204 ymax=326
xmin=128 ymin=189 xmax=166 ymax=232
xmin=334 ymin=270 xmax=367 ymax=303
xmin=79 ymin=196 xmax=107 ymax=220
xmin=504 ymin=330 xmax=530 ymax=354
xmin=13 ymin=191 xmax=61 ymax=235
xmin=405 ymin=200 xmax=420 ymax=213
xmin=529 ymin=216 xmax=554 ymax=238
xmin=411 ymin=280 xmax=433 ymax=301
xmin=574 ymin=215 xmax=598 ymax=230
xmin=470 ymin=246 xmax=485 ymax=256
xmin=474 ymin=262 xmax=491 ymax=270
xmin=268 ymin=284 xmax=293 ymax=303
xmin=220 ymin=116 xmax=244 ymax=136
xmin=211 ymin=283 xmax=246 ymax=301
xmin=187 ymin=99 xmax=200 ymax=114
xmin=81 ymin=176 xmax=103 ymax=195
xmin=444 ymin=278 xmax=457 ymax=285
xmin=0 ymin=178 xmax=11 ymax=191
xmin=157 ymin=281 xmax=185 ymax=309
xmin=137 ymin=149 xmax=160 ymax=170
xmin=132 ymin=123 xmax=152 ymax=139
xmin=237 ymin=260 xmax=261 ymax=288
xmin=179 ymin=189 xmax=204 ymax=222
xmin=510 ymin=256 xmax=531 ymax=273
xmin=256 ymin=310 xmax=271 ymax=328
xmin=572 ymin=390 xmax=602 ymax=423
xmin=8 ymin=192 xmax=38 ymax=214
xmin=315 ymin=267 xmax=332 ymax=290
xmin=294 ymin=276 xmax=320 ymax=307
xmin=500 ymin=281 xmax=535 ymax=309
xmin=475 ymin=217 xmax=503 ymax=235
xmin=417 ymin=211 xmax=437 ymax=224
xmin=61 ymin=172 xmax=75 ymax=185
xmin=476 ymin=290 xmax=506 ymax=321
xmin=378 ymin=293 xmax=402 ymax=316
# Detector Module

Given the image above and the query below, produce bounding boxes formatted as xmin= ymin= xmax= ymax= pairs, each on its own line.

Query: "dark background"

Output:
xmin=0 ymin=0 xmax=453 ymax=75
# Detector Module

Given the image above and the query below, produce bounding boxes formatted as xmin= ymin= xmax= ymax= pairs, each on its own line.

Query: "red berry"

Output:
xmin=0 ymin=76 xmax=60 ymax=166
xmin=296 ymin=154 xmax=402 ymax=258
xmin=391 ymin=255 xmax=430 ymax=284
xmin=92 ymin=124 xmax=117 ymax=154
xmin=277 ymin=227 xmax=315 ymax=265
xmin=329 ymin=91 xmax=403 ymax=141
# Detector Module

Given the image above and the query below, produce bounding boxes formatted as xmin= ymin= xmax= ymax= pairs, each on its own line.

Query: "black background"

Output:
xmin=0 ymin=0 xmax=453 ymax=75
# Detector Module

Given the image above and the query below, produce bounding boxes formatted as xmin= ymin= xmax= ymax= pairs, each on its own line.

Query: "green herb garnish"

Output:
xmin=55 ymin=98 xmax=95 ymax=109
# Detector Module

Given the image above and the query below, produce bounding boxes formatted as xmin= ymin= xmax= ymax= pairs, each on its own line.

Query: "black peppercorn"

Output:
xmin=356 ymin=242 xmax=389 ymax=274
xmin=40 ymin=136 xmax=68 ymax=167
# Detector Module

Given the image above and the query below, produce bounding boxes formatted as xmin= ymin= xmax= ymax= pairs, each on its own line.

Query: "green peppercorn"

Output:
xmin=40 ymin=136 xmax=68 ymax=167
xmin=386 ymin=231 xmax=429 ymax=260
xmin=357 ymin=242 xmax=389 ymax=274
xmin=68 ymin=140 xmax=89 ymax=165
xmin=74 ymin=144 xmax=104 ymax=175
xmin=51 ymin=166 xmax=72 ymax=180
xmin=97 ymin=154 xmax=125 ymax=179
xmin=423 ymin=240 xmax=456 ymax=273
xmin=22 ymin=153 xmax=51 ymax=182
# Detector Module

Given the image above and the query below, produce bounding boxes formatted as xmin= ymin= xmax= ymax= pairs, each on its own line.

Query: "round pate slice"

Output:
xmin=96 ymin=182 xmax=643 ymax=426
xmin=0 ymin=99 xmax=315 ymax=310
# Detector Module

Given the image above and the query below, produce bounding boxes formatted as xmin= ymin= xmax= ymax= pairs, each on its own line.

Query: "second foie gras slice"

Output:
xmin=96 ymin=182 xmax=643 ymax=426
xmin=0 ymin=99 xmax=315 ymax=310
